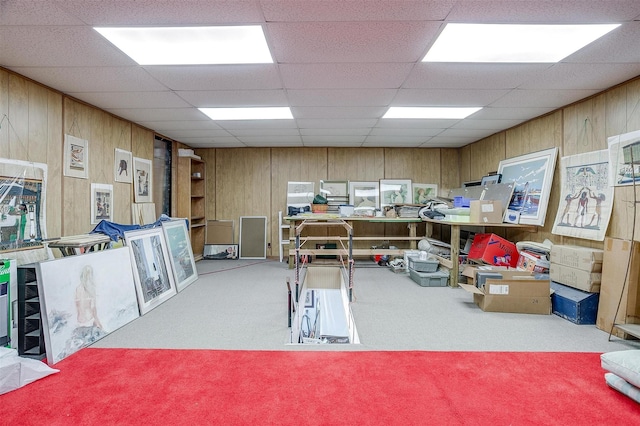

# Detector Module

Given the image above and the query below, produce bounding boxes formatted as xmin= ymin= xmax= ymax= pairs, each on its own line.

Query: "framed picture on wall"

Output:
xmin=412 ymin=183 xmax=438 ymax=204
xmin=498 ymin=147 xmax=558 ymax=226
xmin=114 ymin=148 xmax=133 ymax=183
xmin=90 ymin=183 xmax=113 ymax=224
xmin=379 ymin=179 xmax=412 ymax=207
xmin=349 ymin=181 xmax=379 ymax=211
xmin=161 ymin=219 xmax=198 ymax=292
xmin=124 ymin=228 xmax=177 ymax=315
xmin=133 ymin=157 xmax=153 ymax=203
xmin=63 ymin=134 xmax=89 ymax=179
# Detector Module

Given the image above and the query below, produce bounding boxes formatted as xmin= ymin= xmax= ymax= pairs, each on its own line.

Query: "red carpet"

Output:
xmin=2 ymin=349 xmax=638 ymax=425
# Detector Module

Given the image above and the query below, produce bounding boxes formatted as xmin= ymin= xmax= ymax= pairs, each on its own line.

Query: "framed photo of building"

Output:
xmin=114 ymin=148 xmax=133 ymax=183
xmin=63 ymin=134 xmax=88 ymax=179
xmin=379 ymin=179 xmax=411 ymax=207
xmin=412 ymin=183 xmax=438 ymax=204
xmin=91 ymin=183 xmax=113 ymax=224
xmin=124 ymin=228 xmax=177 ymax=315
xmin=133 ymin=157 xmax=152 ymax=203
xmin=349 ymin=181 xmax=379 ymax=210
xmin=161 ymin=219 xmax=198 ymax=292
xmin=498 ymin=147 xmax=558 ymax=226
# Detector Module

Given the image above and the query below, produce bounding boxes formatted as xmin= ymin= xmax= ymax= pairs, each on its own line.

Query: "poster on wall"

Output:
xmin=114 ymin=148 xmax=133 ymax=184
xmin=498 ymin=147 xmax=558 ymax=226
xmin=91 ymin=183 xmax=113 ymax=225
xmin=0 ymin=158 xmax=52 ymax=265
xmin=133 ymin=157 xmax=152 ymax=203
xmin=37 ymin=247 xmax=140 ymax=364
xmin=551 ymin=150 xmax=613 ymax=241
xmin=608 ymin=129 xmax=640 ymax=186
xmin=63 ymin=134 xmax=89 ymax=179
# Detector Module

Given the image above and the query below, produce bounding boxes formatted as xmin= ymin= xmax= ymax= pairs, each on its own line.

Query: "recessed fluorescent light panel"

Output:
xmin=94 ymin=25 xmax=273 ymax=65
xmin=199 ymin=107 xmax=293 ymax=120
xmin=423 ymin=23 xmax=620 ymax=63
xmin=383 ymin=107 xmax=481 ymax=119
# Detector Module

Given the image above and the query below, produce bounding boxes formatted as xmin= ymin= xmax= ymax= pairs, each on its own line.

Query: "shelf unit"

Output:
xmin=177 ymin=156 xmax=206 ymax=261
xmin=16 ymin=264 xmax=46 ymax=360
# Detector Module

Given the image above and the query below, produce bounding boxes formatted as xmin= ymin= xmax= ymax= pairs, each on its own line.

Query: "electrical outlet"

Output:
xmin=267 ymin=242 xmax=271 ymax=249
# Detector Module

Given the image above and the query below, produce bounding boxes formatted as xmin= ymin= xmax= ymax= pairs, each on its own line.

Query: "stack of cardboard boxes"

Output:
xmin=549 ymin=244 xmax=603 ymax=324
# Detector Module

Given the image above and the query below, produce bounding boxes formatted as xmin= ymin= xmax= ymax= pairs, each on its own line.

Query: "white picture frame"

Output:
xmin=608 ymin=129 xmax=640 ymax=186
xmin=411 ymin=183 xmax=438 ymax=204
xmin=320 ymin=180 xmax=349 ymax=198
xmin=349 ymin=181 xmax=380 ymax=210
xmin=161 ymin=219 xmax=198 ymax=292
xmin=63 ymin=134 xmax=88 ymax=179
xmin=36 ymin=247 xmax=140 ymax=364
xmin=124 ymin=227 xmax=177 ymax=315
xmin=379 ymin=179 xmax=412 ymax=207
xmin=90 ymin=183 xmax=113 ymax=225
xmin=498 ymin=147 xmax=558 ymax=226
xmin=551 ymin=150 xmax=613 ymax=241
xmin=287 ymin=181 xmax=315 ymax=208
xmin=133 ymin=157 xmax=153 ymax=203
xmin=114 ymin=148 xmax=133 ymax=183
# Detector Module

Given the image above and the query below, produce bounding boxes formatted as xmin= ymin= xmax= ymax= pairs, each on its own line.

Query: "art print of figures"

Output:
xmin=380 ymin=179 xmax=411 ymax=207
xmin=412 ymin=183 xmax=438 ymax=204
xmin=91 ymin=183 xmax=113 ymax=224
xmin=608 ymin=129 xmax=640 ymax=186
xmin=36 ymin=248 xmax=140 ymax=364
xmin=63 ymin=134 xmax=89 ymax=179
xmin=498 ymin=147 xmax=558 ymax=226
xmin=287 ymin=181 xmax=314 ymax=208
xmin=161 ymin=219 xmax=198 ymax=292
xmin=552 ymin=150 xmax=613 ymax=241
xmin=0 ymin=158 xmax=50 ymax=265
xmin=133 ymin=157 xmax=152 ymax=203
xmin=124 ymin=228 xmax=177 ymax=314
xmin=114 ymin=148 xmax=133 ymax=184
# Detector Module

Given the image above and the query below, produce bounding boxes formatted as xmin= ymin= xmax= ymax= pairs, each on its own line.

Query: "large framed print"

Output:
xmin=287 ymin=181 xmax=314 ymax=208
xmin=319 ymin=180 xmax=348 ymax=198
xmin=379 ymin=179 xmax=411 ymax=207
xmin=349 ymin=181 xmax=380 ymax=210
xmin=133 ymin=157 xmax=152 ymax=203
xmin=91 ymin=183 xmax=113 ymax=224
xmin=124 ymin=227 xmax=177 ymax=314
xmin=552 ymin=150 xmax=613 ymax=241
xmin=412 ymin=183 xmax=438 ymax=204
xmin=608 ymin=129 xmax=640 ymax=186
xmin=498 ymin=147 xmax=558 ymax=226
xmin=114 ymin=148 xmax=133 ymax=183
xmin=36 ymin=247 xmax=140 ymax=364
xmin=161 ymin=219 xmax=198 ymax=292
xmin=63 ymin=134 xmax=88 ymax=179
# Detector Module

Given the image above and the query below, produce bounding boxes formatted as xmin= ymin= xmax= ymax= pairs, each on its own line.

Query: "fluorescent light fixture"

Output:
xmin=199 ymin=107 xmax=294 ymax=120
xmin=423 ymin=23 xmax=620 ymax=63
xmin=94 ymin=25 xmax=273 ymax=65
xmin=383 ymin=107 xmax=481 ymax=119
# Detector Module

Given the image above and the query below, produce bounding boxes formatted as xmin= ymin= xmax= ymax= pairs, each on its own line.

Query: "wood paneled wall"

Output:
xmin=2 ymin=66 xmax=640 ymax=258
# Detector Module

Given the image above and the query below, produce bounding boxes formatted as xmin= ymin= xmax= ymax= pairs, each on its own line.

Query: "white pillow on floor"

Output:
xmin=601 ymin=350 xmax=640 ymax=389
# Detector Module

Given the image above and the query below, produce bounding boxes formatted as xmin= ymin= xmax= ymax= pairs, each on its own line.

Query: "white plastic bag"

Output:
xmin=0 ymin=347 xmax=59 ymax=395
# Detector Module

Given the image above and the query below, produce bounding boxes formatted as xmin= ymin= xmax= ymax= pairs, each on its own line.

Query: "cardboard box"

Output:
xmin=467 ymin=233 xmax=519 ymax=268
xmin=517 ymin=250 xmax=550 ymax=273
xmin=551 ymin=281 xmax=599 ymax=325
xmin=461 ymin=265 xmax=532 ymax=287
xmin=460 ymin=278 xmax=551 ymax=314
xmin=550 ymin=244 xmax=603 ymax=272
xmin=549 ymin=262 xmax=601 ymax=293
xmin=469 ymin=200 xmax=503 ymax=224
xmin=597 ymin=238 xmax=640 ymax=338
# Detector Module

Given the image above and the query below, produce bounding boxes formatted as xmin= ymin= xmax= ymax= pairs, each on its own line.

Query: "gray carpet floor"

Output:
xmin=92 ymin=259 xmax=640 ymax=352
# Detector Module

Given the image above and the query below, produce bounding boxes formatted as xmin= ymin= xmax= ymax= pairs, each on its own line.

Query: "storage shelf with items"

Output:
xmin=17 ymin=264 xmax=46 ymax=360
xmin=178 ymin=155 xmax=206 ymax=261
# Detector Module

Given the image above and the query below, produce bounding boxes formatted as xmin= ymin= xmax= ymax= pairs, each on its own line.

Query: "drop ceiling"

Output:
xmin=1 ymin=0 xmax=640 ymax=148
